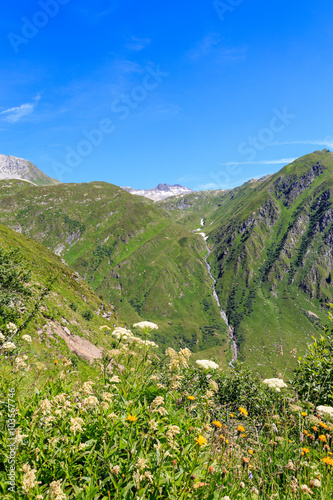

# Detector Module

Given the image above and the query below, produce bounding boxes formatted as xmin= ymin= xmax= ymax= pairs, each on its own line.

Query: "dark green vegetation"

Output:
xmin=0 ymin=182 xmax=228 ymax=362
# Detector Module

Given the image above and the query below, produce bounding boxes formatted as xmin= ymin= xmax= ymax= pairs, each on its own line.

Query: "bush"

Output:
xmin=81 ymin=309 xmax=93 ymax=321
xmin=294 ymin=306 xmax=333 ymax=405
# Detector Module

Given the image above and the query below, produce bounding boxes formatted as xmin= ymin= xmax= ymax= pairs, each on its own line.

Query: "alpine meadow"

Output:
xmin=1 ymin=1 xmax=333 ymax=498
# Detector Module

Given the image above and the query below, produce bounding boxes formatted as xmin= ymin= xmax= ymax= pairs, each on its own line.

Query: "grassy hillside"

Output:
xmin=201 ymin=150 xmax=333 ymax=374
xmin=0 ymin=181 xmax=229 ymax=364
xmin=0 ymin=223 xmax=121 ymax=366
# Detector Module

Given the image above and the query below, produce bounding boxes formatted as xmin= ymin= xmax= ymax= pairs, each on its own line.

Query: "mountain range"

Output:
xmin=122 ymin=183 xmax=192 ymax=201
xmin=1 ymin=150 xmax=332 ymax=374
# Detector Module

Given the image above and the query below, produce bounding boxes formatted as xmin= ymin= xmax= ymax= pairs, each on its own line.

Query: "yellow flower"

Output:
xmin=319 ymin=435 xmax=327 ymax=442
xmin=301 ymin=447 xmax=310 ymax=455
xmin=320 ymin=422 xmax=328 ymax=429
xmin=248 ymin=449 xmax=254 ymax=455
xmin=187 ymin=396 xmax=195 ymax=401
xmin=301 ymin=412 xmax=307 ymax=417
xmin=241 ymin=433 xmax=247 ymax=438
xmin=195 ymin=435 xmax=207 ymax=446
xmin=230 ymin=413 xmax=234 ymax=418
xmin=237 ymin=425 xmax=245 ymax=433
xmin=312 ymin=426 xmax=318 ymax=432
xmin=212 ymin=420 xmax=223 ymax=428
xmin=239 ymin=407 xmax=248 ymax=416
xmin=126 ymin=415 xmax=137 ymax=422
xmin=303 ymin=430 xmax=308 ymax=435
xmin=322 ymin=457 xmax=333 ymax=466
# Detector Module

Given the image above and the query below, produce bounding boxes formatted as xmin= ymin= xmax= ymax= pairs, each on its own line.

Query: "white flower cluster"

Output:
xmin=14 ymin=355 xmax=29 ymax=372
xmin=1 ymin=342 xmax=16 ymax=350
xmin=7 ymin=322 xmax=17 ymax=334
xmin=22 ymin=335 xmax=32 ymax=343
xmin=316 ymin=405 xmax=333 ymax=420
xmin=0 ymin=332 xmax=5 ymax=341
xmin=133 ymin=321 xmax=158 ymax=331
xmin=196 ymin=359 xmax=219 ymax=370
xmin=109 ymin=327 xmax=158 ymax=348
xmin=263 ymin=378 xmax=288 ymax=392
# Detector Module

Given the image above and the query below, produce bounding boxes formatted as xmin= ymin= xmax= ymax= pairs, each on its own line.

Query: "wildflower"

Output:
xmin=318 ymin=435 xmax=327 ymax=442
xmin=81 ymin=381 xmax=94 ymax=395
xmin=54 ymin=360 xmax=58 ymax=364
xmin=100 ymin=325 xmax=111 ymax=330
xmin=196 ymin=359 xmax=219 ymax=370
xmin=49 ymin=479 xmax=67 ymax=499
xmin=301 ymin=412 xmax=307 ymax=417
xmin=301 ymin=447 xmax=310 ymax=455
xmin=110 ymin=375 xmax=120 ymax=383
xmin=39 ymin=399 xmax=52 ymax=415
xmin=316 ymin=405 xmax=333 ymax=420
xmin=187 ymin=396 xmax=195 ymax=401
xmin=0 ymin=332 xmax=5 ymax=341
xmin=14 ymin=355 xmax=29 ymax=372
xmin=107 ymin=412 xmax=117 ymax=420
xmin=7 ymin=322 xmax=17 ymax=334
xmin=262 ymin=378 xmax=287 ymax=392
xmin=319 ymin=422 xmax=328 ymax=429
xmin=300 ymin=484 xmax=313 ymax=495
xmin=22 ymin=334 xmax=32 ymax=343
xmin=237 ymin=425 xmax=245 ymax=433
xmin=149 ymin=419 xmax=158 ymax=431
xmin=21 ymin=463 xmax=40 ymax=493
xmin=208 ymin=466 xmax=214 ymax=474
xmin=322 ymin=457 xmax=333 ymax=466
xmin=222 ymin=497 xmax=231 ymax=500
xmin=136 ymin=458 xmax=149 ymax=470
xmin=242 ymin=457 xmax=250 ymax=464
xmin=209 ymin=379 xmax=219 ymax=392
xmin=1 ymin=341 xmax=16 ymax=350
xmin=239 ymin=407 xmax=248 ymax=416
xmin=102 ymin=392 xmax=113 ymax=402
xmin=133 ymin=321 xmax=158 ymax=330
xmin=241 ymin=433 xmax=247 ymax=438
xmin=240 ymin=482 xmax=245 ymax=488
xmin=83 ymin=396 xmax=99 ymax=407
xmin=127 ymin=414 xmax=137 ymax=422
xmin=248 ymin=449 xmax=254 ymax=455
xmin=70 ymin=417 xmax=85 ymax=435
xmin=195 ymin=435 xmax=207 ymax=446
xmin=312 ymin=426 xmax=318 ymax=432
xmin=109 ymin=464 xmax=121 ymax=475
xmin=310 ymin=479 xmax=321 ymax=488
xmin=286 ymin=460 xmax=295 ymax=470
xmin=166 ymin=425 xmax=180 ymax=441
xmin=148 ymin=396 xmax=164 ymax=410
xmin=303 ymin=430 xmax=308 ymax=435
xmin=213 ymin=420 xmax=223 ymax=428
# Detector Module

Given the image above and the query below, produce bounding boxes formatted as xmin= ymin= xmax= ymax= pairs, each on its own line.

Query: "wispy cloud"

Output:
xmin=270 ymin=139 xmax=333 ymax=149
xmin=0 ymin=95 xmax=40 ymax=123
xmin=221 ymin=158 xmax=296 ymax=166
xmin=126 ymin=35 xmax=151 ymax=52
xmin=187 ymin=33 xmax=248 ymax=63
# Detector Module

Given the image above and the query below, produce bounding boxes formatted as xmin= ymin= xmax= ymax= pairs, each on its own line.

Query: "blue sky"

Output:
xmin=1 ymin=0 xmax=333 ymax=190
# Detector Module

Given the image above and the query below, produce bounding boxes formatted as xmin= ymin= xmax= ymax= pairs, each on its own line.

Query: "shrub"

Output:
xmin=81 ymin=309 xmax=93 ymax=321
xmin=294 ymin=306 xmax=333 ymax=405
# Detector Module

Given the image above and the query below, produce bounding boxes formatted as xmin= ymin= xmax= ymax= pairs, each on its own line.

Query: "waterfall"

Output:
xmin=198 ymin=218 xmax=238 ymax=366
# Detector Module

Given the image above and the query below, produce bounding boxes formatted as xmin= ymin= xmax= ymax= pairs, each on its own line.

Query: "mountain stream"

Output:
xmin=195 ymin=218 xmax=238 ymax=366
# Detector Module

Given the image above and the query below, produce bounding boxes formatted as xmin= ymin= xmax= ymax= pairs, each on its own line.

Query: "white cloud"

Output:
xmin=270 ymin=139 xmax=333 ymax=149
xmin=221 ymin=158 xmax=296 ymax=166
xmin=187 ymin=33 xmax=248 ymax=63
xmin=126 ymin=36 xmax=151 ymax=52
xmin=0 ymin=95 xmax=40 ymax=123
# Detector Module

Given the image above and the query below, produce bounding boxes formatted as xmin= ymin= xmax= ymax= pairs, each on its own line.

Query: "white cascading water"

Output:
xmin=197 ymin=218 xmax=238 ymax=366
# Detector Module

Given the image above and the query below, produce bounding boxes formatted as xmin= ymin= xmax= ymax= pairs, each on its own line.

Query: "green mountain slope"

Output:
xmin=0 ymin=223 xmax=120 ymax=364
xmin=0 ymin=181 xmax=229 ymax=363
xmin=199 ymin=150 xmax=333 ymax=373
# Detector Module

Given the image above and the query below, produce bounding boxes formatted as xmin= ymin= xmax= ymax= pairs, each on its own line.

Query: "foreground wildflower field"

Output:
xmin=1 ymin=320 xmax=333 ymax=499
